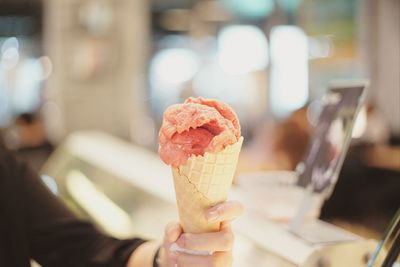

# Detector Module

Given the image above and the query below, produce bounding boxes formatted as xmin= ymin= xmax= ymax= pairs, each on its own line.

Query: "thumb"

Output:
xmin=164 ymin=222 xmax=183 ymax=244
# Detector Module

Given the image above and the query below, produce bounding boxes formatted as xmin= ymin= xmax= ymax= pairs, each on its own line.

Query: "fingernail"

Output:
xmin=206 ymin=209 xmax=219 ymax=222
xmin=167 ymin=225 xmax=180 ymax=242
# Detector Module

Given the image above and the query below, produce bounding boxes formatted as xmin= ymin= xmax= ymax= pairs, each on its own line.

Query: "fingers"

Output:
xmin=163 ymin=200 xmax=243 ymax=267
xmin=176 ymin=251 xmax=233 ymax=267
xmin=175 ymin=225 xmax=234 ymax=252
xmin=164 ymin=222 xmax=183 ymax=243
xmin=163 ymin=222 xmax=183 ymax=267
xmin=206 ymin=201 xmax=244 ymax=223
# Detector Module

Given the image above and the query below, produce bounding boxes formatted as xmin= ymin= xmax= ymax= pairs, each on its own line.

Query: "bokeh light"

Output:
xmin=193 ymin=61 xmax=258 ymax=104
xmin=1 ymin=47 xmax=19 ymax=70
xmin=270 ymin=25 xmax=308 ymax=118
xmin=218 ymin=25 xmax=269 ymax=75
xmin=150 ymin=48 xmax=199 ymax=85
xmin=223 ymin=0 xmax=275 ymax=18
xmin=37 ymin=56 xmax=53 ymax=80
xmin=1 ymin=37 xmax=19 ymax=54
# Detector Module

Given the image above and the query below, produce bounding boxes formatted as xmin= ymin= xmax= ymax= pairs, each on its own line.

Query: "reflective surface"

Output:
xmin=41 ymin=131 xmax=379 ymax=267
xmin=369 ymin=209 xmax=400 ymax=267
xmin=297 ymin=83 xmax=366 ymax=195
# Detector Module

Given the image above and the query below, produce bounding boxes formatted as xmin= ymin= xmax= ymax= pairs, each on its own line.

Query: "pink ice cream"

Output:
xmin=159 ymin=97 xmax=241 ymax=167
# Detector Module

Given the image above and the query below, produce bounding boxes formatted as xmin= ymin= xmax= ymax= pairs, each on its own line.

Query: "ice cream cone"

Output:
xmin=172 ymin=137 xmax=243 ymax=234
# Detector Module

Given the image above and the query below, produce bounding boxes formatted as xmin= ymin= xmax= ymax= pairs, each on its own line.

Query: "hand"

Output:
xmin=160 ymin=201 xmax=244 ymax=267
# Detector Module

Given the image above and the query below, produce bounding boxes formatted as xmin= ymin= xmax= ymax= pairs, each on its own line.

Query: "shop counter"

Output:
xmin=41 ymin=131 xmax=380 ymax=267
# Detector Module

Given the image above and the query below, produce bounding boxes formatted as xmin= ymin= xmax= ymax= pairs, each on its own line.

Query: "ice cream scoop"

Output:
xmin=159 ymin=97 xmax=241 ymax=167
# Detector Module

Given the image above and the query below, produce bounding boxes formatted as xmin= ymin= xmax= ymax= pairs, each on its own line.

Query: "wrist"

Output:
xmin=126 ymin=241 xmax=161 ymax=267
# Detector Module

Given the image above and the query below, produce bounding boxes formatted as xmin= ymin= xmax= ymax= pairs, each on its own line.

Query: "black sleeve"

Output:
xmin=1 ymin=147 xmax=147 ymax=267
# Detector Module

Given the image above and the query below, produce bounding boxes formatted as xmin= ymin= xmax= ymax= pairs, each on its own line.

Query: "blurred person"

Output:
xmin=237 ymin=102 xmax=391 ymax=174
xmin=238 ymin=106 xmax=311 ymax=173
xmin=0 ymin=143 xmax=243 ymax=267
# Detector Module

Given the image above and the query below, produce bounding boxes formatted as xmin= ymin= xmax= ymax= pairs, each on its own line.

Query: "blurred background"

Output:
xmin=0 ymin=0 xmax=399 ymax=246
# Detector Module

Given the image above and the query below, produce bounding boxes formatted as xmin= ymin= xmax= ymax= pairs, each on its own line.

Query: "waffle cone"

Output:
xmin=172 ymin=137 xmax=243 ymax=234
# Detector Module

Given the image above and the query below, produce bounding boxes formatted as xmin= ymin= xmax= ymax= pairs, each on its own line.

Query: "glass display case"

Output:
xmin=40 ymin=131 xmax=384 ymax=267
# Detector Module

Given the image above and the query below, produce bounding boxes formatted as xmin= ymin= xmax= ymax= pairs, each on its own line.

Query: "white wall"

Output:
xmin=361 ymin=0 xmax=400 ymax=135
xmin=43 ymin=0 xmax=150 ymax=143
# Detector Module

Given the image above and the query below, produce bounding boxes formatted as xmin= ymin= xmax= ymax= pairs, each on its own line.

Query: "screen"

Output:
xmin=296 ymin=84 xmax=366 ymax=194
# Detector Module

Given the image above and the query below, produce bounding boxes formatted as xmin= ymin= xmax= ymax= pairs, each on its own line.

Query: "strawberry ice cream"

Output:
xmin=159 ymin=97 xmax=241 ymax=167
